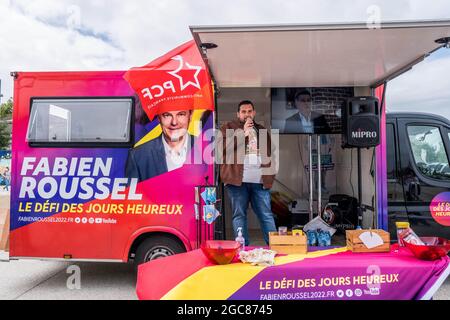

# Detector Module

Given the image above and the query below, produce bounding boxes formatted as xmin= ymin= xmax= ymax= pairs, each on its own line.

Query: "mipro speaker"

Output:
xmin=342 ymin=97 xmax=380 ymax=148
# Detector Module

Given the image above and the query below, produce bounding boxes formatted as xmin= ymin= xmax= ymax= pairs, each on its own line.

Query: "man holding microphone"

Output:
xmin=220 ymin=100 xmax=277 ymax=246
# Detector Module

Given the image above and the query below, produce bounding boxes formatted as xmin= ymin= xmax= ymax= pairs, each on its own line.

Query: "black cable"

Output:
xmin=350 ymin=148 xmax=355 ymax=197
xmin=297 ymin=135 xmax=307 ymax=193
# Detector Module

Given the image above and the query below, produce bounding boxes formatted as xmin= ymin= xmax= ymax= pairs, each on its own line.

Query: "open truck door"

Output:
xmin=190 ymin=20 xmax=450 ymax=236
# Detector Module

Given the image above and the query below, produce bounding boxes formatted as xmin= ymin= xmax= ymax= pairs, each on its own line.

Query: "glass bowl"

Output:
xmin=404 ymin=237 xmax=450 ymax=261
xmin=201 ymin=240 xmax=241 ymax=265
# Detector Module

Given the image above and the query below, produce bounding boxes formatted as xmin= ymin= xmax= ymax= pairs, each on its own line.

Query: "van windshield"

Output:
xmin=27 ymin=98 xmax=132 ymax=144
xmin=407 ymin=125 xmax=450 ymax=180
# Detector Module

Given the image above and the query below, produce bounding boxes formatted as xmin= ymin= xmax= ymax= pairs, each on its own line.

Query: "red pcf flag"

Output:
xmin=124 ymin=40 xmax=214 ymax=120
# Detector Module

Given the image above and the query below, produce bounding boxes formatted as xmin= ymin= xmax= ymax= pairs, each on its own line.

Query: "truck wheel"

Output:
xmin=134 ymin=236 xmax=185 ymax=270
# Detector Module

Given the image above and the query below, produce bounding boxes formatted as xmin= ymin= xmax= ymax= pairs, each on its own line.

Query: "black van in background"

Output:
xmin=387 ymin=112 xmax=450 ymax=240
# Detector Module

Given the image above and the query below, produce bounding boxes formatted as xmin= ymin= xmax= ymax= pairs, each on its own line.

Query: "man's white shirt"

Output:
xmin=242 ymin=128 xmax=263 ymax=184
xmin=162 ymin=134 xmax=190 ymax=172
xmin=299 ymin=113 xmax=313 ymax=134
xmin=242 ymin=153 xmax=263 ymax=184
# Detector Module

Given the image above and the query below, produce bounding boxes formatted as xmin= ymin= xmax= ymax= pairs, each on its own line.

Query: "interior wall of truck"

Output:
xmin=216 ymin=87 xmax=377 ymax=245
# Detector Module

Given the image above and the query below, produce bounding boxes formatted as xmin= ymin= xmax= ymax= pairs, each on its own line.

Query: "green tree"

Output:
xmin=0 ymin=98 xmax=12 ymax=150
xmin=0 ymin=98 xmax=13 ymax=119
xmin=0 ymin=122 xmax=9 ymax=150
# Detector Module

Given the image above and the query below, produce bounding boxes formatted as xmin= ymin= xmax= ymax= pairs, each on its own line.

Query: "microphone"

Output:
xmin=247 ymin=116 xmax=259 ymax=135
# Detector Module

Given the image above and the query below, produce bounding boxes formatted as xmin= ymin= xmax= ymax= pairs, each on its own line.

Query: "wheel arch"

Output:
xmin=123 ymin=227 xmax=192 ymax=262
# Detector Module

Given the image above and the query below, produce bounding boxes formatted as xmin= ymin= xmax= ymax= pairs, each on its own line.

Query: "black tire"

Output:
xmin=134 ymin=235 xmax=185 ymax=270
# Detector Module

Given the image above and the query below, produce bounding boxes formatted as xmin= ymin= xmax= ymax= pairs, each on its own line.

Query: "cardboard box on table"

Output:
xmin=269 ymin=232 xmax=307 ymax=254
xmin=346 ymin=229 xmax=390 ymax=253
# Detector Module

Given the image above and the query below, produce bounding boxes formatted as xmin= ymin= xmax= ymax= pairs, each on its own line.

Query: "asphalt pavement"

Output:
xmin=0 ymin=253 xmax=137 ymax=300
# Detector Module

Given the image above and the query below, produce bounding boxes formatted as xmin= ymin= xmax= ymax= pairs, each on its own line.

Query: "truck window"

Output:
xmin=386 ymin=123 xmax=396 ymax=179
xmin=27 ymin=98 xmax=133 ymax=146
xmin=407 ymin=125 xmax=450 ymax=180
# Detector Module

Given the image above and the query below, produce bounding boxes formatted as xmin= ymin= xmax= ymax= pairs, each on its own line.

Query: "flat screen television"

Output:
xmin=271 ymin=87 xmax=354 ymax=134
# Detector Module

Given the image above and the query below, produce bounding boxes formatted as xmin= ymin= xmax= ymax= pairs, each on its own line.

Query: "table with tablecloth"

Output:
xmin=136 ymin=245 xmax=450 ymax=300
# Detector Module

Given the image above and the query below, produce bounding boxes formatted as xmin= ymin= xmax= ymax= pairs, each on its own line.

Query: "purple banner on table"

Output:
xmin=229 ymin=247 xmax=450 ymax=300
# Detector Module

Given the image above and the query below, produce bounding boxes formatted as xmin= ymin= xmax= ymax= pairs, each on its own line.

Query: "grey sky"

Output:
xmin=1 ymin=0 xmax=450 ymax=117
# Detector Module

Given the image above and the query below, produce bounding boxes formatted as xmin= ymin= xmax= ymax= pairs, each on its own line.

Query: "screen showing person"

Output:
xmin=125 ymin=110 xmax=195 ymax=182
xmin=271 ymin=87 xmax=354 ymax=134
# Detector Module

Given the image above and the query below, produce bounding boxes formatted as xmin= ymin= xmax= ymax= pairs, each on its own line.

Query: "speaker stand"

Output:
xmin=308 ymin=134 xmax=314 ymax=221
xmin=317 ymin=135 xmax=322 ymax=217
xmin=357 ymin=147 xmax=364 ymax=229
xmin=307 ymin=134 xmax=323 ymax=222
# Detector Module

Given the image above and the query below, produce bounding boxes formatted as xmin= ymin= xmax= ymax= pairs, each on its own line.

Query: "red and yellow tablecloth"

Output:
xmin=136 ymin=246 xmax=449 ymax=300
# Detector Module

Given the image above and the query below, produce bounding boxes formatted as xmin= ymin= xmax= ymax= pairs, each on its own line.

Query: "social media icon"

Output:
xmin=355 ymin=289 xmax=363 ymax=297
xmin=75 ymin=217 xmax=81 ymax=224
xmin=370 ymin=288 xmax=380 ymax=296
xmin=89 ymin=218 xmax=94 ymax=224
xmin=95 ymin=218 xmax=102 ymax=224
xmin=336 ymin=290 xmax=344 ymax=298
xmin=346 ymin=289 xmax=353 ymax=298
xmin=81 ymin=217 xmax=88 ymax=224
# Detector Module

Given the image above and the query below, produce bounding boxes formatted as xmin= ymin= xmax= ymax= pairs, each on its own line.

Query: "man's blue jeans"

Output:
xmin=225 ymin=183 xmax=277 ymax=246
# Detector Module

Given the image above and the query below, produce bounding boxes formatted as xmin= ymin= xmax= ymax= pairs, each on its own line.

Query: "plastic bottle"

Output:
xmin=235 ymin=227 xmax=246 ymax=251
xmin=395 ymin=222 xmax=410 ymax=247
xmin=398 ymin=225 xmax=425 ymax=246
xmin=306 ymin=230 xmax=317 ymax=246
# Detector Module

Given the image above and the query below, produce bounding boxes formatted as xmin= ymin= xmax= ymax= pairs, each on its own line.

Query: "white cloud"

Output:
xmin=1 ymin=0 xmax=450 ymax=119
xmin=387 ymin=51 xmax=450 ymax=118
xmin=0 ymin=0 xmax=124 ymax=101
